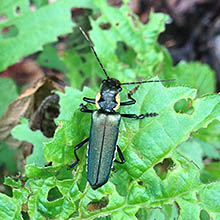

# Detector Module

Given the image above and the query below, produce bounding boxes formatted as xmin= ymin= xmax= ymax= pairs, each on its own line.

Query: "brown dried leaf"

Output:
xmin=0 ymin=76 xmax=65 ymax=169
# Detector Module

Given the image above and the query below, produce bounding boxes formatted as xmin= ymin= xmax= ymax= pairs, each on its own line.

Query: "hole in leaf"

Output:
xmin=0 ymin=15 xmax=8 ymax=23
xmin=99 ymin=22 xmax=111 ymax=30
xmin=138 ymin=181 xmax=144 ymax=185
xmin=47 ymin=186 xmax=63 ymax=201
xmin=44 ymin=161 xmax=52 ymax=167
xmin=154 ymin=158 xmax=175 ymax=180
xmin=107 ymin=0 xmax=123 ymax=8
xmin=80 ymin=56 xmax=86 ymax=63
xmin=115 ymin=41 xmax=137 ymax=67
xmin=15 ymin=6 xmax=21 ymax=15
xmin=174 ymin=98 xmax=194 ymax=114
xmin=1 ymin=25 xmax=19 ymax=39
xmin=79 ymin=70 xmax=84 ymax=77
xmin=200 ymin=209 xmax=210 ymax=220
xmin=135 ymin=208 xmax=148 ymax=219
xmin=196 ymin=192 xmax=201 ymax=201
xmin=87 ymin=197 xmax=109 ymax=212
xmin=174 ymin=201 xmax=181 ymax=216
xmin=21 ymin=211 xmax=29 ymax=220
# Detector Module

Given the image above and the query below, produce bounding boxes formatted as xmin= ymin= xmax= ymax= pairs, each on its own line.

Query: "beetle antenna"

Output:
xmin=121 ymin=79 xmax=175 ymax=85
xmin=79 ymin=27 xmax=110 ymax=79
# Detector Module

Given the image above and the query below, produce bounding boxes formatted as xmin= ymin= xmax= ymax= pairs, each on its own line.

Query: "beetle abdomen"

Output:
xmin=87 ymin=111 xmax=121 ymax=189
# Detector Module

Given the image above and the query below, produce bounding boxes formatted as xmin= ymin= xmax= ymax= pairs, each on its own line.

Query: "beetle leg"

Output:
xmin=120 ymin=85 xmax=139 ymax=106
xmin=69 ymin=137 xmax=89 ymax=168
xmin=114 ymin=145 xmax=125 ymax=164
xmin=83 ymin=97 xmax=96 ymax=105
xmin=121 ymin=112 xmax=158 ymax=119
xmin=80 ymin=104 xmax=94 ymax=113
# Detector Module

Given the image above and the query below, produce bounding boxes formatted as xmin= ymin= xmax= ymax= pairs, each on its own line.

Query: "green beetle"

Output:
xmin=69 ymin=28 xmax=174 ymax=189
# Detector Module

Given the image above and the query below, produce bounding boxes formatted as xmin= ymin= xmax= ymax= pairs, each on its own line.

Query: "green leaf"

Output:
xmin=0 ymin=0 xmax=78 ymax=71
xmin=200 ymin=162 xmax=220 ymax=184
xmin=198 ymin=182 xmax=220 ymax=220
xmin=194 ymin=120 xmax=220 ymax=151
xmin=0 ymin=78 xmax=18 ymax=118
xmin=44 ymin=112 xmax=90 ymax=166
xmin=28 ymin=177 xmax=75 ymax=220
xmin=32 ymin=0 xmax=49 ymax=9
xmin=1 ymin=1 xmax=219 ymax=219
xmin=62 ymin=49 xmax=103 ymax=89
xmin=161 ymin=61 xmax=216 ymax=96
xmin=0 ymin=193 xmax=23 ymax=220
xmin=177 ymin=139 xmax=204 ymax=169
xmin=89 ymin=0 xmax=169 ymax=80
xmin=43 ymin=81 xmax=220 ymax=219
xmin=36 ymin=44 xmax=68 ymax=72
xmin=0 ymin=177 xmax=28 ymax=220
xmin=11 ymin=118 xmax=49 ymax=166
xmin=0 ymin=141 xmax=16 ymax=172
xmin=56 ymin=86 xmax=96 ymax=121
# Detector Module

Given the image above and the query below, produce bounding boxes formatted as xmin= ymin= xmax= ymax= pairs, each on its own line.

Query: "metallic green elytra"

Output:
xmin=87 ymin=111 xmax=121 ymax=189
xmin=69 ymin=27 xmax=174 ymax=190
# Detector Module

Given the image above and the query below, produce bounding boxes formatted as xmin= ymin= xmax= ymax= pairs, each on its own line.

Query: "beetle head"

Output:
xmin=101 ymin=78 xmax=122 ymax=95
xmin=95 ymin=78 xmax=122 ymax=112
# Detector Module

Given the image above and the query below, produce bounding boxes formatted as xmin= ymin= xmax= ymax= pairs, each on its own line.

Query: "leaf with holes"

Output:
xmin=88 ymin=0 xmax=169 ymax=81
xmin=0 ymin=177 xmax=28 ymax=220
xmin=41 ymin=80 xmax=220 ymax=219
xmin=0 ymin=0 xmax=96 ymax=71
xmin=0 ymin=1 xmax=219 ymax=219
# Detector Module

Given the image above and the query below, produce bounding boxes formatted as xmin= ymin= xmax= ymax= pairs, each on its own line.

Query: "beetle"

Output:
xmin=69 ymin=27 xmax=174 ymax=189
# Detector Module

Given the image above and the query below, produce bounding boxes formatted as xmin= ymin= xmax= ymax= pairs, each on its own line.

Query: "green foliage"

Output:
xmin=161 ymin=61 xmax=216 ymax=97
xmin=0 ymin=177 xmax=28 ymax=220
xmin=0 ymin=77 xmax=18 ymax=117
xmin=11 ymin=118 xmax=49 ymax=166
xmin=0 ymin=0 xmax=95 ymax=71
xmin=89 ymin=0 xmax=169 ymax=81
xmin=0 ymin=0 xmax=220 ymax=220
xmin=36 ymin=44 xmax=68 ymax=72
xmin=0 ymin=141 xmax=16 ymax=172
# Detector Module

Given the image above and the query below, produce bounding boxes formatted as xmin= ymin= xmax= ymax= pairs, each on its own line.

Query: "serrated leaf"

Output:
xmin=0 ymin=177 xmax=28 ymax=220
xmin=43 ymin=81 xmax=220 ymax=219
xmin=194 ymin=119 xmax=220 ymax=152
xmin=0 ymin=193 xmax=23 ymax=220
xmin=28 ymin=177 xmax=75 ymax=220
xmin=89 ymin=0 xmax=169 ymax=80
xmin=1 ymin=1 xmax=219 ymax=219
xmin=0 ymin=0 xmax=89 ymax=71
xmin=161 ymin=61 xmax=216 ymax=96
